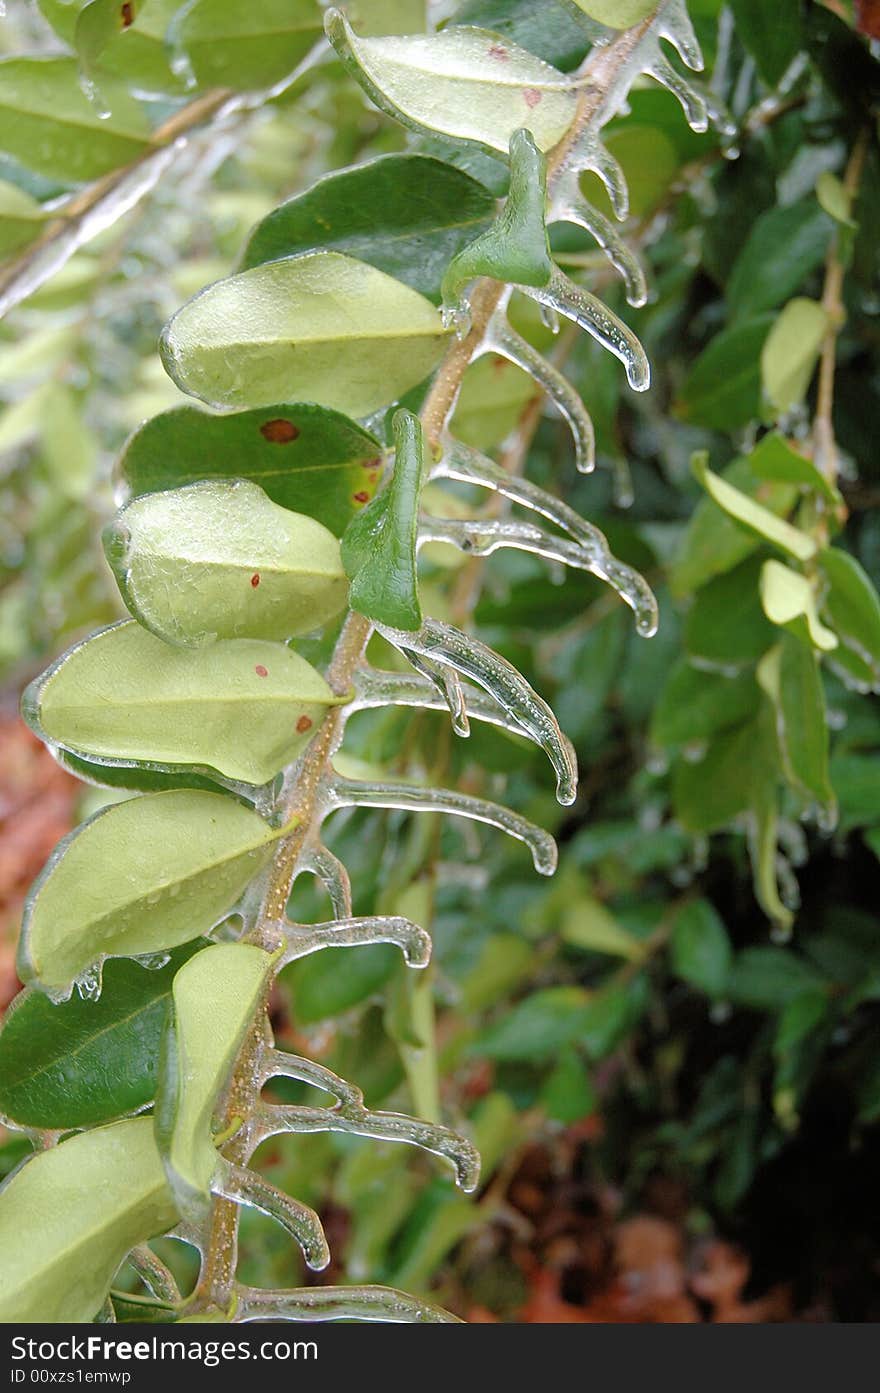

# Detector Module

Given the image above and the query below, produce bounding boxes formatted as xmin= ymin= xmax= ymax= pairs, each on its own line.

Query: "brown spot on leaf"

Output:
xmin=296 ymin=715 xmax=313 ymax=733
xmin=523 ymin=88 xmax=542 ymax=108
xmin=260 ymin=418 xmax=299 ymax=444
xmin=120 ymin=1 xmax=135 ymax=26
xmin=250 ymin=573 xmax=261 ymax=588
xmin=255 ymin=665 xmax=268 ymax=678
xmin=353 ymin=490 xmax=369 ymax=504
xmin=362 ymin=456 xmax=382 ymax=470
xmin=856 ymin=0 xmax=880 ymax=37
xmin=488 ymin=43 xmax=509 ymax=60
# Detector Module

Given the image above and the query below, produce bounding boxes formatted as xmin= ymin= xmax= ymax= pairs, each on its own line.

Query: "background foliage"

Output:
xmin=0 ymin=0 xmax=879 ymax=1322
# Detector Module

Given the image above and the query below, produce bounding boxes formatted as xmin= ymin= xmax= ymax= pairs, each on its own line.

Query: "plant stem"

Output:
xmin=197 ymin=11 xmax=662 ymax=1313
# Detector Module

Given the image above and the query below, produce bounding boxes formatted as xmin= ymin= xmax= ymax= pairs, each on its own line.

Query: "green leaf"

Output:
xmin=0 ymin=943 xmax=206 ymax=1129
xmin=19 ymin=791 xmax=283 ymax=995
xmin=672 ymin=715 xmax=777 ymax=834
xmin=105 ymin=480 xmax=349 ymax=647
xmin=172 ymin=0 xmax=323 ymax=91
xmin=0 ymin=58 xmax=150 ymax=184
xmin=342 ymin=409 xmax=425 ymax=630
xmin=728 ymin=0 xmax=802 ymax=87
xmin=727 ymin=947 xmax=825 ymax=1011
xmin=561 ymin=895 xmax=643 ymax=961
xmin=117 ymin=402 xmax=383 ymax=539
xmin=541 ymin=1047 xmax=596 ymax=1124
xmin=579 ymin=975 xmax=649 ymax=1059
xmin=287 ymin=945 xmax=400 ymax=1025
xmin=759 ymin=559 xmax=838 ymax=651
xmin=761 ymin=297 xmax=828 ymax=414
xmin=819 ymin=547 xmax=880 ymax=691
xmin=567 ymin=0 xmax=655 ymax=25
xmin=0 ymin=1118 xmax=176 ymax=1324
xmin=74 ymin=0 xmax=141 ymax=103
xmin=474 ymin=985 xmax=590 ymax=1063
xmin=652 ymin=660 xmax=760 ymax=749
xmin=831 ymin=754 xmax=880 ymax=832
xmin=756 ymin=636 xmax=835 ymax=815
xmin=749 ymin=782 xmax=794 ymax=933
xmin=441 ymin=127 xmax=551 ymax=309
xmin=451 ymin=352 xmax=538 ymax=449
xmin=670 ymin=899 xmax=732 ymax=998
xmin=684 ymin=556 xmax=777 ymax=666
xmin=675 ymin=316 xmax=774 ymax=430
xmin=156 ymin=942 xmax=272 ymax=1206
xmin=325 ymin=8 xmax=577 ymax=155
xmin=0 ymin=180 xmax=47 ymax=258
xmin=448 ymin=0 xmax=589 ymax=70
xmin=816 ymin=170 xmax=855 ymax=227
xmin=159 ymin=252 xmax=450 ymax=417
xmin=691 ymin=452 xmax=817 ymax=563
xmin=747 ymin=430 xmax=841 ymax=505
xmin=38 ymin=0 xmax=183 ymax=97
xmin=241 ymin=153 xmax=495 ymax=303
xmin=459 ymin=933 xmax=536 ymax=1011
xmin=727 ymin=199 xmax=832 ymax=322
xmin=23 ymin=620 xmax=342 ymax=787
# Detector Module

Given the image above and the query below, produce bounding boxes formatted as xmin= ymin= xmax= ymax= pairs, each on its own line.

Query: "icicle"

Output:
xmin=397 ymin=648 xmax=470 ymax=738
xmin=589 ymin=139 xmax=630 ymax=221
xmin=352 ymin=668 xmax=544 ymax=736
xmin=263 ymin=1051 xmax=365 ymax=1103
xmin=479 ymin=317 xmax=595 ymax=473
xmin=127 ymin=1246 xmax=181 ymax=1306
xmin=657 ymin=0 xmax=704 ymax=71
xmin=212 ymin=1162 xmax=329 ymax=1272
xmin=520 ymin=266 xmax=650 ymax=392
xmin=376 ymin=616 xmax=578 ymax=804
xmin=648 ymin=53 xmax=708 ymax=132
xmin=549 ymin=177 xmax=648 ymax=308
xmin=257 ymin=1102 xmax=480 ymax=1192
xmin=236 ymin=1283 xmax=460 ymax=1323
xmin=298 ymin=843 xmax=352 ymax=919
xmin=74 ymin=964 xmax=103 ymax=1003
xmin=277 ymin=916 xmax=432 ymax=969
xmin=431 ymin=439 xmax=658 ymax=636
xmin=325 ymin=775 xmax=558 ymax=875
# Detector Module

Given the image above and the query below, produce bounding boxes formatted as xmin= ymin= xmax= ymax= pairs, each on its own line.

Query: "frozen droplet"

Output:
xmin=658 ymin=0 xmax=704 ymax=71
xmin=550 ymin=179 xmax=647 ymax=307
xmin=539 ymin=302 xmax=561 ymax=335
xmin=326 ymin=775 xmax=558 ymax=875
xmin=75 ymin=964 xmax=103 ymax=1002
xmin=133 ymin=951 xmax=171 ymax=972
xmin=78 ymin=71 xmax=112 ymax=120
xmin=480 ymin=317 xmax=595 ymax=473
xmin=377 ymin=616 xmax=578 ymax=805
xmin=648 ymin=54 xmax=708 ymax=132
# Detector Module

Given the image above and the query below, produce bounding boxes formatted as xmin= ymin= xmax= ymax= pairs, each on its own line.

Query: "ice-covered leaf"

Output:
xmin=761 ymin=298 xmax=828 ymax=414
xmin=74 ymin=0 xmax=142 ymax=109
xmin=441 ymin=127 xmax=551 ymax=313
xmin=159 ymin=252 xmax=450 ymax=417
xmin=760 ymin=559 xmax=838 ymax=652
xmin=170 ymin=0 xmax=322 ymax=92
xmin=342 ymin=410 xmax=425 ymax=631
xmin=691 ymin=452 xmax=817 ymax=563
xmin=105 ymin=480 xmax=348 ymax=647
xmin=38 ymin=0 xmax=183 ymax=96
xmin=23 ymin=620 xmax=341 ymax=787
xmin=241 ymin=154 xmax=495 ymax=302
xmin=117 ymin=402 xmax=383 ymax=539
xmin=156 ymin=942 xmax=272 ymax=1208
xmin=0 ymin=1118 xmax=176 ymax=1324
xmin=325 ymin=9 xmax=577 ymax=155
xmin=0 ymin=58 xmax=150 ymax=183
xmin=0 ymin=943 xmax=206 ymax=1128
xmin=568 ymin=0 xmax=655 ymax=26
xmin=0 ymin=181 xmax=47 ymax=259
xmin=19 ymin=792 xmax=283 ymax=997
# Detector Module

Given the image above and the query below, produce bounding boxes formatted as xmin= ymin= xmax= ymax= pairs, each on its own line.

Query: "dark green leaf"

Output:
xmin=727 ymin=947 xmax=826 ymax=1011
xmin=652 ymin=660 xmax=760 ymax=749
xmin=675 ymin=316 xmax=774 ymax=430
xmin=727 ymin=199 xmax=832 ymax=323
xmin=670 ymin=899 xmax=732 ymax=997
xmin=684 ymin=556 xmax=777 ymax=666
xmin=729 ymin=0 xmax=802 ymax=86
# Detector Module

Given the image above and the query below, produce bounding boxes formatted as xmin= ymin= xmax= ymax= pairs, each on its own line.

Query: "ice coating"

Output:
xmin=237 ymin=1283 xmax=460 ymax=1323
xmin=520 ymin=266 xmax=650 ymax=391
xmin=351 ymin=668 xmax=565 ymax=740
xmin=550 ymin=175 xmax=648 ymax=307
xmin=213 ymin=1161 xmax=329 ymax=1272
xmin=431 ymin=438 xmax=658 ymax=636
xmin=277 ymin=915 xmax=432 ymax=968
xmin=375 ymin=616 xmax=578 ymax=805
xmin=325 ymin=774 xmax=559 ymax=873
xmin=298 ymin=843 xmax=352 ymax=919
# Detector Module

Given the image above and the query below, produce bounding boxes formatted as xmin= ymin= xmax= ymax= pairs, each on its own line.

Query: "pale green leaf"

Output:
xmin=757 ymin=637 xmax=835 ymax=815
xmin=23 ymin=620 xmax=342 ymax=787
xmin=325 ymin=8 xmax=577 ymax=155
xmin=816 ymin=170 xmax=855 ymax=226
xmin=159 ymin=252 xmax=450 ymax=417
xmin=747 ymin=430 xmax=841 ymax=505
xmin=105 ymin=480 xmax=348 ymax=647
xmin=567 ymin=0 xmax=655 ymax=26
xmin=761 ymin=297 xmax=829 ymax=413
xmin=760 ymin=559 xmax=838 ymax=651
xmin=819 ymin=547 xmax=880 ymax=690
xmin=19 ymin=791 xmax=284 ymax=996
xmin=0 ymin=1118 xmax=176 ymax=1323
xmin=156 ymin=943 xmax=272 ymax=1206
xmin=691 ymin=451 xmax=817 ymax=562
xmin=561 ymin=896 xmax=643 ymax=961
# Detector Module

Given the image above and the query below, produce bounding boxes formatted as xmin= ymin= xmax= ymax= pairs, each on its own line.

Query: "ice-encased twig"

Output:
xmin=395 ymin=647 xmax=470 ymax=737
xmin=548 ymin=176 xmax=647 ymax=308
xmin=276 ymin=916 xmax=432 ymax=969
xmin=127 ymin=1245 xmax=181 ymax=1305
xmin=657 ymin=0 xmax=704 ymax=71
xmin=351 ymin=667 xmax=543 ymax=739
xmin=376 ymin=616 xmax=577 ymax=805
xmin=236 ymin=1283 xmax=460 ymax=1323
xmin=589 ymin=139 xmax=629 ymax=220
xmin=324 ymin=775 xmax=558 ymax=874
xmin=298 ymin=843 xmax=352 ymax=919
xmin=479 ymin=318 xmax=595 ymax=474
xmin=260 ymin=1052 xmax=480 ymax=1189
xmin=212 ymin=1161 xmax=329 ymax=1272
xmin=647 ymin=52 xmax=708 ymax=131
xmin=520 ymin=266 xmax=650 ymax=391
xmin=431 ymin=438 xmax=658 ymax=636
